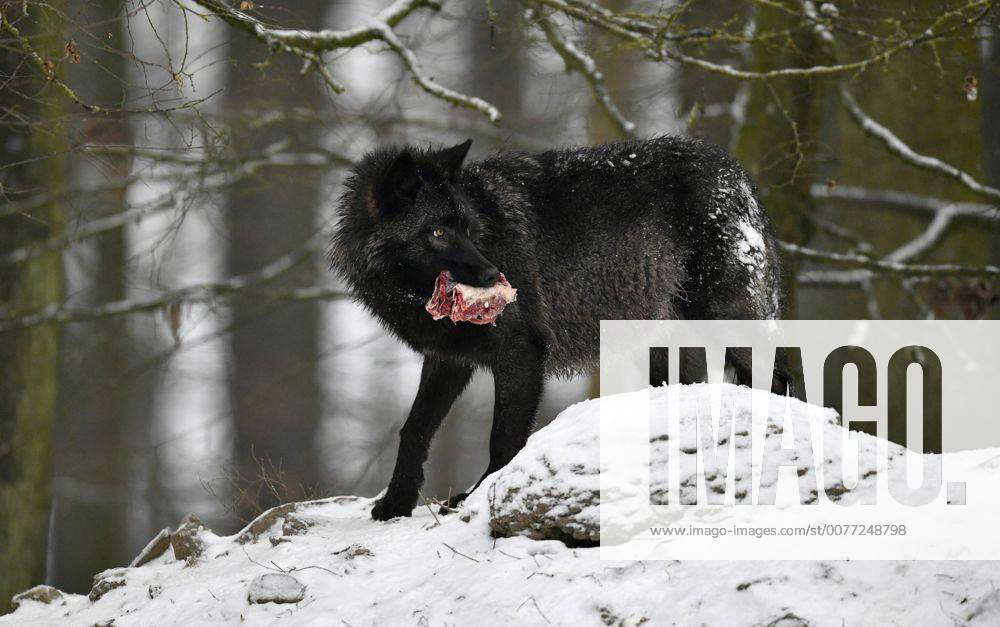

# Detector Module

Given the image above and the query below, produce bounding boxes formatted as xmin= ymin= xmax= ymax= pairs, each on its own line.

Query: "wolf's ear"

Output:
xmin=376 ymin=150 xmax=422 ymax=219
xmin=436 ymin=138 xmax=472 ymax=180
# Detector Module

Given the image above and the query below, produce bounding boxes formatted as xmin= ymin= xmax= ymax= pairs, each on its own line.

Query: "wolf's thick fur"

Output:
xmin=331 ymin=137 xmax=783 ymax=520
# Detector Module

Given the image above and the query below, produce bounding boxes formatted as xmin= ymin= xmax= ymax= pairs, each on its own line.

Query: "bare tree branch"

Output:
xmin=530 ymin=9 xmax=636 ymax=137
xmin=528 ymin=0 xmax=994 ymax=81
xmin=797 ymin=207 xmax=959 ymax=286
xmin=190 ymin=0 xmax=501 ymax=123
xmin=841 ymin=88 xmax=1000 ymax=203
xmin=0 ymin=11 xmax=220 ymax=114
xmin=781 ymin=241 xmax=1000 ymax=280
xmin=811 ymin=184 xmax=1000 ymax=221
xmin=0 ymin=236 xmax=347 ymax=333
xmin=884 ymin=207 xmax=957 ymax=263
xmin=2 ymin=144 xmax=351 ymax=265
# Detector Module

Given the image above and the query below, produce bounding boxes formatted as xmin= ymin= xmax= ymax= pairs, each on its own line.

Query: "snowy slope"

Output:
xmin=6 ymin=385 xmax=1000 ymax=626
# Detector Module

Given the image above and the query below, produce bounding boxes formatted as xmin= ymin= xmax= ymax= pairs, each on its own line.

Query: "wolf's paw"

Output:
xmin=438 ymin=492 xmax=469 ymax=515
xmin=371 ymin=492 xmax=416 ymax=521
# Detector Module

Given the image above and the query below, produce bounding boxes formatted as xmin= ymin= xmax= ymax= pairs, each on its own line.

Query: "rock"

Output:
xmin=130 ymin=527 xmax=172 ymax=568
xmin=89 ymin=569 xmax=128 ymax=602
xmin=765 ymin=612 xmax=810 ymax=627
xmin=484 ymin=398 xmax=602 ymax=545
xmin=247 ymin=573 xmax=306 ymax=604
xmin=237 ymin=503 xmax=297 ymax=544
xmin=170 ymin=513 xmax=206 ymax=565
xmin=334 ymin=544 xmax=373 ymax=559
xmin=281 ymin=513 xmax=313 ymax=537
xmin=11 ymin=585 xmax=63 ymax=610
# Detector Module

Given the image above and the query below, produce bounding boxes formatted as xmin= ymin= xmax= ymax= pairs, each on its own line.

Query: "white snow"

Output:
xmin=734 ymin=217 xmax=767 ymax=297
xmin=7 ymin=385 xmax=1000 ymax=626
xmin=736 ymin=219 xmax=765 ymax=260
xmin=738 ymin=179 xmax=759 ymax=216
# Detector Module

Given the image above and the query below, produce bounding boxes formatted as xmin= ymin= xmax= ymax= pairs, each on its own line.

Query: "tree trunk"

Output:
xmin=734 ymin=6 xmax=833 ymax=318
xmin=0 ymin=2 xmax=69 ymax=613
xmin=224 ymin=0 xmax=327 ymax=522
xmin=47 ymin=0 xmax=135 ymax=593
xmin=981 ymin=19 xmax=1000 ymax=213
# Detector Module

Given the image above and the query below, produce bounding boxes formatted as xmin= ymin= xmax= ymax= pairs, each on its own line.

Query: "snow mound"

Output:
xmin=6 ymin=385 xmax=1000 ymax=626
xmin=482 ymin=383 xmax=894 ymax=543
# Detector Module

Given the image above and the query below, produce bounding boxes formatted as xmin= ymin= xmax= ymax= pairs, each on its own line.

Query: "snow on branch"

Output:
xmin=531 ymin=9 xmax=637 ymax=137
xmin=0 ymin=237 xmax=347 ymax=333
xmin=841 ymin=89 xmax=1000 ymax=203
xmin=811 ymin=184 xmax=1000 ymax=222
xmin=803 ymin=184 xmax=999 ymax=285
xmin=780 ymin=241 xmax=1000 ymax=281
xmin=883 ymin=207 xmax=958 ymax=263
xmin=797 ymin=208 xmax=960 ymax=286
xmin=190 ymin=0 xmax=500 ymax=123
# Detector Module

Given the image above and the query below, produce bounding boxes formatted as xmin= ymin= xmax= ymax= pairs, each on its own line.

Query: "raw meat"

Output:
xmin=425 ymin=270 xmax=517 ymax=325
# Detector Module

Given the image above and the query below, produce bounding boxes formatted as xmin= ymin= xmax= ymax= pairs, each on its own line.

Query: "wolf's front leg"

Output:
xmin=372 ymin=356 xmax=473 ymax=521
xmin=442 ymin=340 xmax=546 ymax=511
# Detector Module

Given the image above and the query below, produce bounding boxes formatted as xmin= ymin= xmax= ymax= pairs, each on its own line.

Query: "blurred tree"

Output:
xmin=469 ymin=0 xmax=528 ymax=147
xmin=0 ymin=1 xmax=70 ymax=613
xmin=586 ymin=0 xmax=637 ymax=144
xmin=49 ymin=0 xmax=134 ymax=593
xmin=677 ymin=3 xmax=750 ymax=150
xmin=223 ymin=0 xmax=328 ymax=521
xmin=984 ymin=18 xmax=1000 ymax=187
xmin=734 ymin=3 xmax=833 ymax=318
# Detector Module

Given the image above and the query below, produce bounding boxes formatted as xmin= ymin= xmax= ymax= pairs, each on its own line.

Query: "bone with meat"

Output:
xmin=425 ymin=270 xmax=517 ymax=325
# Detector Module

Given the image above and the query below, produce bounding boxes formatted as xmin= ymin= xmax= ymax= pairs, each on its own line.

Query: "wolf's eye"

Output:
xmin=433 ymin=228 xmax=445 ymax=238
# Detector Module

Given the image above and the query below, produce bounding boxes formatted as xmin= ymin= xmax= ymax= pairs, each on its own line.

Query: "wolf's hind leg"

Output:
xmin=372 ymin=356 xmax=473 ymax=521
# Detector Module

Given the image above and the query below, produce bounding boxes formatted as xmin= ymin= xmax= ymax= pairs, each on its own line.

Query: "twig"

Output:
xmin=517 ymin=596 xmax=551 ymax=624
xmin=1 ymin=12 xmax=218 ymax=114
xmin=441 ymin=542 xmax=479 ymax=563
xmin=241 ymin=544 xmax=341 ymax=577
xmin=419 ymin=491 xmax=441 ymax=527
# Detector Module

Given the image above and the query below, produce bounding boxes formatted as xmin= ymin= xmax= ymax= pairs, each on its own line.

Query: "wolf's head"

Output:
xmin=332 ymin=139 xmax=500 ymax=294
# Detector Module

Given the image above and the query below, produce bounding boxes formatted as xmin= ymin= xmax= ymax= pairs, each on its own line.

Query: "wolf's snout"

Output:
xmin=479 ymin=266 xmax=499 ymax=288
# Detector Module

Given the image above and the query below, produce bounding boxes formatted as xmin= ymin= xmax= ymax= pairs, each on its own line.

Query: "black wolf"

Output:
xmin=330 ymin=136 xmax=783 ymax=520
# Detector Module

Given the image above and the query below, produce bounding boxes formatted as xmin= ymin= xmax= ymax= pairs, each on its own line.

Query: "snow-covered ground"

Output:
xmin=7 ymin=385 xmax=1000 ymax=626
